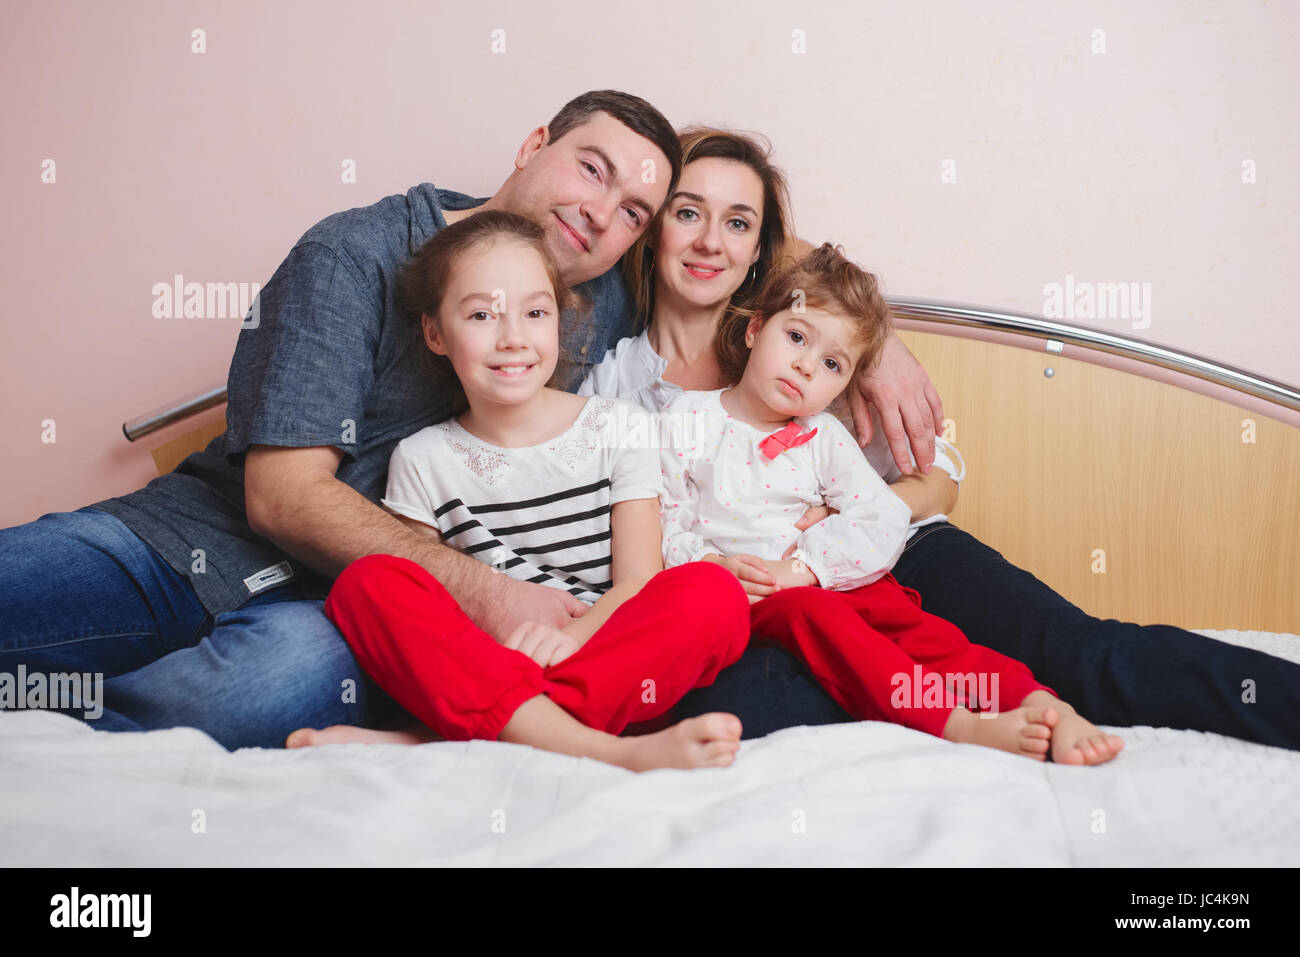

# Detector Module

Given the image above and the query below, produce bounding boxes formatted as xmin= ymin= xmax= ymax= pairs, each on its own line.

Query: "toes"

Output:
xmin=1021 ymin=736 xmax=1050 ymax=755
xmin=1056 ymin=745 xmax=1085 ymax=765
xmin=1021 ymin=723 xmax=1052 ymax=740
xmin=285 ymin=729 xmax=312 ymax=748
xmin=703 ymin=739 xmax=740 ymax=761
xmin=698 ymin=712 xmax=743 ymax=740
xmin=701 ymin=739 xmax=740 ymax=766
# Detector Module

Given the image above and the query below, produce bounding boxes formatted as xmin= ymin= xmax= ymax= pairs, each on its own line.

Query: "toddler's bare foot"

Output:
xmin=610 ymin=712 xmax=743 ymax=771
xmin=285 ymin=723 xmax=443 ymax=748
xmin=1021 ymin=691 xmax=1124 ymax=765
xmin=942 ymin=705 xmax=1055 ymax=760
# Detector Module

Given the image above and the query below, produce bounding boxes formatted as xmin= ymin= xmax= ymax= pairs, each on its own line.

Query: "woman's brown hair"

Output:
xmin=396 ymin=210 xmax=588 ymax=415
xmin=621 ymin=126 xmax=794 ymax=334
xmin=716 ymin=242 xmax=894 ymax=390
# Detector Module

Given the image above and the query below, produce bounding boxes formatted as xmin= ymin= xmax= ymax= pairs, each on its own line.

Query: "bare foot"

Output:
xmin=943 ymin=705 xmax=1055 ymax=760
xmin=285 ymin=723 xmax=443 ymax=748
xmin=1021 ymin=691 xmax=1124 ymax=765
xmin=608 ymin=713 xmax=743 ymax=771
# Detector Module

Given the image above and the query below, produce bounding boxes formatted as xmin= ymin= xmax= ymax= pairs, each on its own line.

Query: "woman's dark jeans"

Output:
xmin=675 ymin=522 xmax=1300 ymax=751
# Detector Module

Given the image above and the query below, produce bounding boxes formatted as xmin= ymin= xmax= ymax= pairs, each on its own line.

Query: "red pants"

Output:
xmin=750 ymin=574 xmax=1056 ymax=738
xmin=324 ymin=555 xmax=751 ymax=741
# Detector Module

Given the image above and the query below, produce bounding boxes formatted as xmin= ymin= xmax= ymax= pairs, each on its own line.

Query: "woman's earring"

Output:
xmin=747 ymin=264 xmax=757 ymax=285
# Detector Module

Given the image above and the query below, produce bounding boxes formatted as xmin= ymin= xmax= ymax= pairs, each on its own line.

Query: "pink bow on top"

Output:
xmin=758 ymin=422 xmax=819 ymax=461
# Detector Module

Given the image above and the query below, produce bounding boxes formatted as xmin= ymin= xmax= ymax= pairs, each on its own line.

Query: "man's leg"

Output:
xmin=892 ymin=522 xmax=1300 ymax=751
xmin=0 ymin=506 xmax=399 ymax=748
xmin=101 ymin=587 xmax=401 ymax=749
xmin=0 ymin=507 xmax=209 ymax=681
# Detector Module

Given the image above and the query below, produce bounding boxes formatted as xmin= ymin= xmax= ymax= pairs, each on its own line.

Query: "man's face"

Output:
xmin=503 ymin=111 xmax=671 ymax=285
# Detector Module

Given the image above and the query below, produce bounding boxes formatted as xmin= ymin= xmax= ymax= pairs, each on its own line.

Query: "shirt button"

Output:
xmin=580 ymin=344 xmax=589 ymax=355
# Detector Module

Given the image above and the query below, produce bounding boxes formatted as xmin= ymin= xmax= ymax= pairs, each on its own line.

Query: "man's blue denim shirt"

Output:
xmin=93 ymin=184 xmax=637 ymax=615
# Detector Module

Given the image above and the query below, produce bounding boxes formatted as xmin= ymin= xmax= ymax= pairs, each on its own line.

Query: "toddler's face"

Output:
xmin=742 ymin=307 xmax=865 ymax=418
xmin=422 ymin=237 xmax=560 ymax=407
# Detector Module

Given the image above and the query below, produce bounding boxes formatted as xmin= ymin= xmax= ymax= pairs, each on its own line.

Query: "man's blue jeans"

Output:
xmin=676 ymin=522 xmax=1300 ymax=752
xmin=0 ymin=507 xmax=399 ymax=750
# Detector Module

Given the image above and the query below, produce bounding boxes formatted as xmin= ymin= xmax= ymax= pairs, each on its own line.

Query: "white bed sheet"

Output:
xmin=2 ymin=628 xmax=1297 ymax=866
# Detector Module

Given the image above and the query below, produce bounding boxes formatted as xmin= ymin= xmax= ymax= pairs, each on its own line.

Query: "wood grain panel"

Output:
xmin=149 ymin=418 xmax=227 ymax=476
xmin=897 ymin=329 xmax=1299 ymax=632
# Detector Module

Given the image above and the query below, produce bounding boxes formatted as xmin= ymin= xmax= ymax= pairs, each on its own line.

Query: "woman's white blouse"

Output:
xmin=656 ymin=389 xmax=912 ymax=591
xmin=577 ymin=330 xmax=967 ymax=538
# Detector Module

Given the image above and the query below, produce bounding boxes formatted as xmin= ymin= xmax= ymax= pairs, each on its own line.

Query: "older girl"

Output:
xmin=288 ymin=210 xmax=750 ymax=771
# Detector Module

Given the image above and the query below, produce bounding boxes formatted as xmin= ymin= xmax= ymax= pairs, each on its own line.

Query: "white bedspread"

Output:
xmin=2 ymin=628 xmax=1298 ymax=866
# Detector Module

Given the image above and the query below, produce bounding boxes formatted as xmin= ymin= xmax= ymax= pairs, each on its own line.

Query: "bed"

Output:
xmin=2 ymin=623 xmax=1297 ymax=866
xmin=5 ymin=300 xmax=1297 ymax=866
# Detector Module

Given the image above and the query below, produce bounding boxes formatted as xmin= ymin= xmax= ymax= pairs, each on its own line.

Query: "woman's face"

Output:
xmin=653 ymin=157 xmax=764 ymax=310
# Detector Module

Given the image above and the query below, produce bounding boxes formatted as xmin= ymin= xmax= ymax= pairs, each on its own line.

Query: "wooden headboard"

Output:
xmin=894 ymin=325 xmax=1299 ymax=633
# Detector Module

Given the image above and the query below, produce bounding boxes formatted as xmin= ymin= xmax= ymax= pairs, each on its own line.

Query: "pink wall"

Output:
xmin=3 ymin=0 xmax=1296 ymax=527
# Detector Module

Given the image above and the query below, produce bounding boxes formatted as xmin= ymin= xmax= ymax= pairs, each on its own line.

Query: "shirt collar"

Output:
xmin=407 ymin=184 xmax=490 ymax=255
xmin=634 ymin=329 xmax=669 ymax=379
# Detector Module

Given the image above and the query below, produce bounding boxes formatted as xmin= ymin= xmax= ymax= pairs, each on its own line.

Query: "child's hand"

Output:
xmin=762 ymin=558 xmax=820 ymax=590
xmin=703 ymin=553 xmax=779 ymax=602
xmin=792 ymin=503 xmax=838 ymax=533
xmin=500 ymin=621 xmax=582 ymax=668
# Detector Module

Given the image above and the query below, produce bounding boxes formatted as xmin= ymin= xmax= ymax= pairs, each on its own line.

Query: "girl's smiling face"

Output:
xmin=422 ymin=237 xmax=560 ymax=408
xmin=653 ymin=157 xmax=764 ymax=310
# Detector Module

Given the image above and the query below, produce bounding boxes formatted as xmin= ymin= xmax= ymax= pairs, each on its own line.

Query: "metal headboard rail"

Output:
xmin=121 ymin=299 xmax=1300 ymax=441
xmin=122 ymin=385 xmax=227 ymax=442
xmin=890 ymin=298 xmax=1300 ymax=413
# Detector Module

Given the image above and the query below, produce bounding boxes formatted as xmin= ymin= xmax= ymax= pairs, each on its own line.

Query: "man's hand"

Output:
xmin=702 ymin=552 xmax=778 ymax=602
xmin=499 ymin=619 xmax=582 ymax=668
xmin=849 ymin=333 xmax=944 ymax=476
xmin=470 ymin=578 xmax=588 ymax=644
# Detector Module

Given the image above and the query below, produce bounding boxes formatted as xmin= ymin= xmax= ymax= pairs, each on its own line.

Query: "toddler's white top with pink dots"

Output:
xmin=658 ymin=388 xmax=912 ymax=591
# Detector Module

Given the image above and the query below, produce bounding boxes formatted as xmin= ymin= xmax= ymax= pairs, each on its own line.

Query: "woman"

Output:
xmin=580 ymin=126 xmax=1300 ymax=752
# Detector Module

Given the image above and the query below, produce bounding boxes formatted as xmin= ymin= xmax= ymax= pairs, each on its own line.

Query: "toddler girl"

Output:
xmin=659 ymin=244 xmax=1124 ymax=764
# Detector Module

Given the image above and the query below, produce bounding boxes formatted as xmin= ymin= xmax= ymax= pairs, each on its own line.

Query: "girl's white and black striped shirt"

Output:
xmin=382 ymin=395 xmax=662 ymax=606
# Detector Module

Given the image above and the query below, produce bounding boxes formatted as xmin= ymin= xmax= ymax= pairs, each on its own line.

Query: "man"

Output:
xmin=0 ymin=91 xmax=687 ymax=749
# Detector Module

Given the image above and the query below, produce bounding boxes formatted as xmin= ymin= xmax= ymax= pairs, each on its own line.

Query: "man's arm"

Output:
xmin=244 ymin=444 xmax=586 ymax=639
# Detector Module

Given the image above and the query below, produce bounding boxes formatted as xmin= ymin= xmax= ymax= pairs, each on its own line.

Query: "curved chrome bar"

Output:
xmin=122 ymin=385 xmax=227 ymax=442
xmin=120 ymin=299 xmax=1300 ymax=439
xmin=888 ymin=297 xmax=1300 ymax=413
